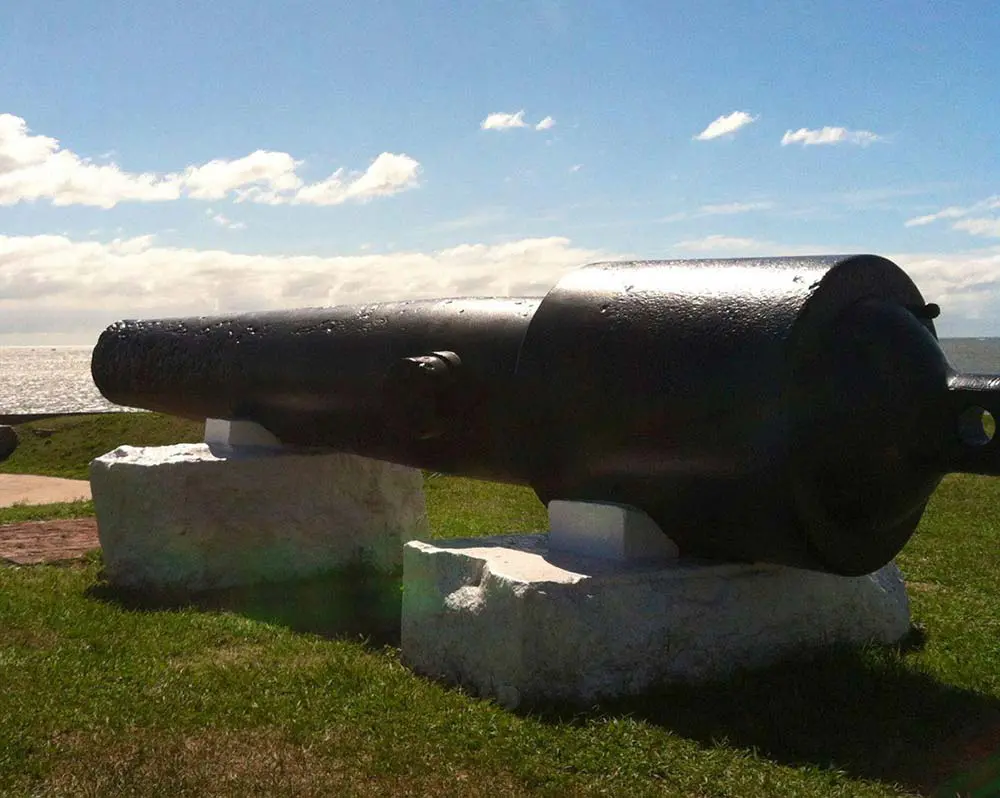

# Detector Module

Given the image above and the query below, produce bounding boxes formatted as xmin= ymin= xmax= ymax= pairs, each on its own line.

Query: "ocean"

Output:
xmin=1 ymin=339 xmax=999 ymax=416
xmin=0 ymin=346 xmax=121 ymax=416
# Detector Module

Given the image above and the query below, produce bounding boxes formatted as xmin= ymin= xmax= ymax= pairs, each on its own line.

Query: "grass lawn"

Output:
xmin=1 ymin=414 xmax=999 ymax=796
xmin=0 ymin=413 xmax=203 ymax=481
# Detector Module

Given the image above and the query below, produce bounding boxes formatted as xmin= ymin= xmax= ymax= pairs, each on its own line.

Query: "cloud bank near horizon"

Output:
xmin=2 ymin=231 xmax=999 ymax=342
xmin=0 ymin=233 xmax=614 ymax=341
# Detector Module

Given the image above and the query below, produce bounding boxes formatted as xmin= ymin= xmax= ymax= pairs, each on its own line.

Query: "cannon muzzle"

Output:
xmin=92 ymin=255 xmax=1000 ymax=575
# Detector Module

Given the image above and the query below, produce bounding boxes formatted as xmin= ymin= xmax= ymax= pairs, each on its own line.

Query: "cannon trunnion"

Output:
xmin=92 ymin=255 xmax=1000 ymax=576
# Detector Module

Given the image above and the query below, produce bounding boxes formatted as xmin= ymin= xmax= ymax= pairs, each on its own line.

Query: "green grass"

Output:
xmin=0 ymin=500 xmax=95 ymax=525
xmin=0 ymin=413 xmax=203 ymax=480
xmin=424 ymin=473 xmax=548 ymax=539
xmin=1 ymin=414 xmax=999 ymax=796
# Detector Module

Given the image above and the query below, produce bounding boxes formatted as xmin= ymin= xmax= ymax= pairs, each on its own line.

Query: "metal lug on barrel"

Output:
xmin=383 ymin=351 xmax=462 ymax=440
xmin=909 ymin=302 xmax=941 ymax=320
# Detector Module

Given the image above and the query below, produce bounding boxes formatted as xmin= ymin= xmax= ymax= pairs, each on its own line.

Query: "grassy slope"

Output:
xmin=0 ymin=413 xmax=204 ymax=481
xmin=1 ymin=414 xmax=999 ymax=796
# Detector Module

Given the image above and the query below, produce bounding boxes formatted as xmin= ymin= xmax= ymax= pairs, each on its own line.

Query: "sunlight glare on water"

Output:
xmin=0 ymin=346 xmax=126 ymax=415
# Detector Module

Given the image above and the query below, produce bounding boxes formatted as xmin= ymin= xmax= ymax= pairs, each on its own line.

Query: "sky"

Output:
xmin=1 ymin=0 xmax=998 ymax=344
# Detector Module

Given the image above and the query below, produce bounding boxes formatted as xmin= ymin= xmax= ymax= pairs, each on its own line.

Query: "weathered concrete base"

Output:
xmin=90 ymin=443 xmax=428 ymax=593
xmin=401 ymin=534 xmax=910 ymax=707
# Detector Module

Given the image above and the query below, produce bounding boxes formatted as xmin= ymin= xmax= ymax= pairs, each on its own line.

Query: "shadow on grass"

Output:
xmin=86 ymin=566 xmax=402 ymax=647
xmin=525 ymin=641 xmax=1000 ymax=796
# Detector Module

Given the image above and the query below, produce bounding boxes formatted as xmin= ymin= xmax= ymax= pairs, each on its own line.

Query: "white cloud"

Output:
xmin=0 ymin=114 xmax=182 ymax=208
xmin=0 ymin=114 xmax=420 ymax=208
xmin=904 ymin=207 xmax=968 ymax=227
xmin=952 ymin=218 xmax=1000 ymax=238
xmin=693 ymin=111 xmax=757 ymax=141
xmin=182 ymin=151 xmax=302 ymax=200
xmin=673 ymin=234 xmax=826 ymax=256
xmin=904 ymin=196 xmax=1000 ymax=229
xmin=891 ymin=246 xmax=1000 ymax=332
xmin=835 ymin=186 xmax=936 ymax=208
xmin=0 ymin=233 xmax=615 ymax=341
xmin=480 ymin=111 xmax=555 ymax=132
xmin=291 ymin=153 xmax=420 ymax=206
xmin=699 ymin=201 xmax=773 ymax=215
xmin=569 ymin=164 xmax=582 ymax=173
xmin=206 ymin=209 xmax=246 ymax=230
xmin=661 ymin=201 xmax=773 ymax=223
xmin=0 ymin=114 xmax=60 ymax=170
xmin=481 ymin=111 xmax=527 ymax=130
xmin=675 ymin=234 xmax=765 ymax=251
xmin=780 ymin=127 xmax=881 ymax=147
xmin=431 ymin=208 xmax=507 ymax=233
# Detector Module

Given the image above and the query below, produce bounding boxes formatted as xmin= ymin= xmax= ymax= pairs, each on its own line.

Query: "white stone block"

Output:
xmin=204 ymin=418 xmax=281 ymax=447
xmin=548 ymin=500 xmax=679 ymax=561
xmin=90 ymin=443 xmax=428 ymax=592
xmin=402 ymin=534 xmax=910 ymax=706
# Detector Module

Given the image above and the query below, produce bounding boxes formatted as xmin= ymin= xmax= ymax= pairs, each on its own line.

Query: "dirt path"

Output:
xmin=0 ymin=518 xmax=99 ymax=564
xmin=0 ymin=474 xmax=91 ymax=507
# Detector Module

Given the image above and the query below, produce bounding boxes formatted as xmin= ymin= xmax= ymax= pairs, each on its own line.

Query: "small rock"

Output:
xmin=0 ymin=425 xmax=18 ymax=462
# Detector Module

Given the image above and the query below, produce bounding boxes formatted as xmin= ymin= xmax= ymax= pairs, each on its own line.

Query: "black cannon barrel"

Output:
xmin=92 ymin=254 xmax=1000 ymax=576
xmin=92 ymin=297 xmax=542 ymax=483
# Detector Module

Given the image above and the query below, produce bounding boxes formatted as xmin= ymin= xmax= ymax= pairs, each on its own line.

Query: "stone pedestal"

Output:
xmin=401 ymin=532 xmax=910 ymax=707
xmin=90 ymin=443 xmax=428 ymax=593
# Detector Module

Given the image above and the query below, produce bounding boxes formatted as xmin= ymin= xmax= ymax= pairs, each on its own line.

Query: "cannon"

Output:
xmin=92 ymin=254 xmax=1000 ymax=576
xmin=0 ymin=425 xmax=18 ymax=462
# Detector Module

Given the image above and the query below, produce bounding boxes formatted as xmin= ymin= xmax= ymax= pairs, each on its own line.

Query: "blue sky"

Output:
xmin=1 ymin=0 xmax=998 ymax=343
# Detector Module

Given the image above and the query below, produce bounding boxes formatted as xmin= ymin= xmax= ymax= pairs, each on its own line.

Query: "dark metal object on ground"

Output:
xmin=0 ymin=425 xmax=18 ymax=462
xmin=92 ymin=255 xmax=1000 ymax=576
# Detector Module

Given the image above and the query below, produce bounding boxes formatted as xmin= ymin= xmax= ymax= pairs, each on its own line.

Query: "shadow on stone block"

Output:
xmin=87 ymin=565 xmax=402 ymax=647
xmin=521 ymin=641 xmax=1000 ymax=797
